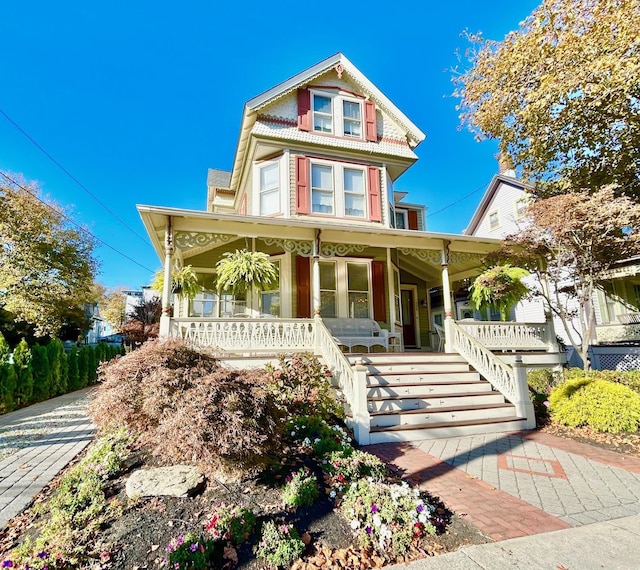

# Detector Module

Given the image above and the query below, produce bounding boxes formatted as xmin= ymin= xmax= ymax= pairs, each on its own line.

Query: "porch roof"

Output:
xmin=138 ymin=205 xmax=503 ymax=281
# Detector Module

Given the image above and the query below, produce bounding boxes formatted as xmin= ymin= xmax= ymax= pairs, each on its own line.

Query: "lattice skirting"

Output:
xmin=590 ymin=346 xmax=640 ymax=371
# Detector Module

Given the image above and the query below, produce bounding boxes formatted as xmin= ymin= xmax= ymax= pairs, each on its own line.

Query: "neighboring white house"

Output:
xmin=465 ymin=166 xmax=640 ymax=370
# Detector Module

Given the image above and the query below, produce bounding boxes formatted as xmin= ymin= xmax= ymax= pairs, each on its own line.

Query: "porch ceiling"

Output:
xmin=137 ymin=205 xmax=501 ymax=277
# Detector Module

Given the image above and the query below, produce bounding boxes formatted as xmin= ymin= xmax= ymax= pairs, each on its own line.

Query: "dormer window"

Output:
xmin=313 ymin=94 xmax=333 ymax=133
xmin=298 ymin=88 xmax=377 ymax=142
xmin=311 ymin=91 xmax=363 ymax=139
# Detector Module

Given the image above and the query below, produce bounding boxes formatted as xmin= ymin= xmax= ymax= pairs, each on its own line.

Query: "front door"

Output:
xmin=401 ymin=289 xmax=416 ymax=347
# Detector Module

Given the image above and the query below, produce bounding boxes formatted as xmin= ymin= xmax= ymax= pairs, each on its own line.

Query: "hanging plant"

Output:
xmin=215 ymin=250 xmax=278 ymax=294
xmin=152 ymin=265 xmax=201 ymax=301
xmin=470 ymin=264 xmax=529 ymax=321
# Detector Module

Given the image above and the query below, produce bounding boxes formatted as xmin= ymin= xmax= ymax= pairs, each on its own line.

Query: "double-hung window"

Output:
xmin=347 ymin=263 xmax=369 ymax=318
xmin=261 ymin=260 xmax=280 ymax=316
xmin=312 ymin=91 xmax=363 ymax=139
xmin=344 ymin=168 xmax=365 ymax=217
xmin=310 ymin=160 xmax=367 ymax=219
xmin=259 ymin=162 xmax=280 ymax=215
xmin=313 ymin=94 xmax=333 ymax=133
xmin=311 ymin=164 xmax=334 ymax=214
xmin=319 ymin=261 xmax=337 ymax=318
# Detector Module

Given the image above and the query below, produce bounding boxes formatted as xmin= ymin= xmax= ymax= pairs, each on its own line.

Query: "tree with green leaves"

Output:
xmin=0 ymin=333 xmax=16 ymax=412
xmin=99 ymin=286 xmax=128 ymax=330
xmin=67 ymin=346 xmax=80 ymax=390
xmin=47 ymin=339 xmax=66 ymax=396
xmin=0 ymin=175 xmax=98 ymax=337
xmin=470 ymin=265 xmax=530 ymax=321
xmin=13 ymin=339 xmax=33 ymax=406
xmin=454 ymin=0 xmax=640 ymax=199
xmin=78 ymin=346 xmax=89 ymax=388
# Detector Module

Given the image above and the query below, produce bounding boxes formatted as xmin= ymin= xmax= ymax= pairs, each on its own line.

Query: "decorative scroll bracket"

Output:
xmin=174 ymin=232 xmax=233 ymax=250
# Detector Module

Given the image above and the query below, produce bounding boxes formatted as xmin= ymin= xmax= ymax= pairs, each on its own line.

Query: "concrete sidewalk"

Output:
xmin=0 ymin=388 xmax=95 ymax=527
xmin=387 ymin=514 xmax=640 ymax=570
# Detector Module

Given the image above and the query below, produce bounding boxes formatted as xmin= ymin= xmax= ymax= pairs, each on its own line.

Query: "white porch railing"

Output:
xmin=457 ymin=321 xmax=554 ymax=351
xmin=314 ymin=318 xmax=370 ymax=444
xmin=171 ymin=318 xmax=315 ymax=352
xmin=451 ymin=321 xmax=535 ymax=427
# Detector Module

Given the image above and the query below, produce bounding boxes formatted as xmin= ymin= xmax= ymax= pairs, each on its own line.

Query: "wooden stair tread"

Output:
xmin=367 ymin=391 xmax=502 ymax=401
xmin=369 ymin=416 xmax=525 ymax=433
xmin=367 ymin=380 xmax=488 ymax=388
xmin=366 ymin=370 xmax=476 ymax=377
xmin=369 ymin=402 xmax=513 ymax=416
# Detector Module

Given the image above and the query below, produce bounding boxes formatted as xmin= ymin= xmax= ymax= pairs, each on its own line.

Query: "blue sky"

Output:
xmin=0 ymin=0 xmax=539 ymax=290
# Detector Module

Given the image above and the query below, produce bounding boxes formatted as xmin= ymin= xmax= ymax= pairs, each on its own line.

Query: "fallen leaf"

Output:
xmin=150 ymin=544 xmax=159 ymax=551
xmin=223 ymin=546 xmax=238 ymax=564
xmin=301 ymin=532 xmax=312 ymax=545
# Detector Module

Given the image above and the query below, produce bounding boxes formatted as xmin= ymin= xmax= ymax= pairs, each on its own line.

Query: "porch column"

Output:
xmin=386 ymin=248 xmax=397 ymax=330
xmin=159 ymin=217 xmax=174 ymax=337
xmin=312 ymin=230 xmax=321 ymax=315
xmin=441 ymin=243 xmax=454 ymax=352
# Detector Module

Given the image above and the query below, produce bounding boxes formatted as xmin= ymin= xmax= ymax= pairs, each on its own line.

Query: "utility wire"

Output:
xmin=427 ymin=177 xmax=493 ymax=218
xmin=0 ymin=107 xmax=150 ymax=245
xmin=0 ymin=170 xmax=156 ymax=274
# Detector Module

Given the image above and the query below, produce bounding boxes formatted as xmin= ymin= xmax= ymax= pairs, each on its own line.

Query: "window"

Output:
xmin=311 ymin=164 xmax=334 ymax=214
xmin=259 ymin=162 xmax=280 ymax=215
xmin=343 ymin=101 xmax=361 ymax=137
xmin=319 ymin=261 xmax=337 ymax=318
xmin=515 ymin=197 xmax=528 ymax=219
xmin=313 ymin=94 xmax=333 ymax=133
xmin=311 ymin=91 xmax=362 ymax=139
xmin=489 ymin=210 xmax=500 ymax=230
xmin=310 ymin=161 xmax=367 ymax=218
xmin=190 ymin=292 xmax=217 ymax=318
xmin=344 ymin=168 xmax=365 ymax=217
xmin=261 ymin=260 xmax=280 ymax=316
xmin=347 ymin=263 xmax=369 ymax=318
xmin=395 ymin=210 xmax=407 ymax=229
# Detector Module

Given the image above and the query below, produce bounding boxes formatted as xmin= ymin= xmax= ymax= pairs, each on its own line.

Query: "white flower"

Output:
xmin=291 ymin=431 xmax=295 ymax=437
xmin=350 ymin=519 xmax=360 ymax=529
xmin=418 ymin=513 xmax=428 ymax=524
xmin=373 ymin=514 xmax=381 ymax=527
xmin=338 ymin=485 xmax=343 ymax=491
xmin=329 ymin=490 xmax=337 ymax=498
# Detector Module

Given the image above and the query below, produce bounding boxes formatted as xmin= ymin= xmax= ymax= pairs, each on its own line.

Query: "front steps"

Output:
xmin=349 ymin=352 xmax=529 ymax=445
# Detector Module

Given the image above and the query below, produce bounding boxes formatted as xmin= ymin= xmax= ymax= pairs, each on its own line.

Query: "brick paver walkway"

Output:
xmin=369 ymin=430 xmax=640 ymax=541
xmin=0 ymin=389 xmax=95 ymax=528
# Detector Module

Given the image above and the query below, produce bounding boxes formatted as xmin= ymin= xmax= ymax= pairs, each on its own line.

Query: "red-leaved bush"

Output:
xmin=89 ymin=339 xmax=283 ymax=477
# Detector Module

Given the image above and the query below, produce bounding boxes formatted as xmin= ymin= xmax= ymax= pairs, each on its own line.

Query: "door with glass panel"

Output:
xmin=318 ymin=260 xmax=371 ymax=318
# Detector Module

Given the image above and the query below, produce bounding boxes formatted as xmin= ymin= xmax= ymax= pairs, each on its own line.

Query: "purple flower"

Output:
xmin=365 ymin=526 xmax=372 ymax=535
xmin=2 ymin=562 xmax=13 ymax=568
xmin=37 ymin=552 xmax=48 ymax=559
xmin=176 ymin=535 xmax=184 ymax=546
xmin=189 ymin=543 xmax=198 ymax=552
xmin=416 ymin=504 xmax=424 ymax=513
xmin=371 ymin=503 xmax=378 ymax=513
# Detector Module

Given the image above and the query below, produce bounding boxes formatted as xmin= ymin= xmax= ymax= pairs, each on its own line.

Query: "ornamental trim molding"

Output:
xmin=263 ymin=238 xmax=314 ymax=256
xmin=449 ymin=252 xmax=486 ymax=265
xmin=399 ymin=248 xmax=441 ymax=264
xmin=174 ymin=232 xmax=233 ymax=250
xmin=320 ymin=243 xmax=367 ymax=257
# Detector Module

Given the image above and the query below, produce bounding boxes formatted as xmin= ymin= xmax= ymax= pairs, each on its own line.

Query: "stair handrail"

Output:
xmin=450 ymin=320 xmax=534 ymax=425
xmin=314 ymin=317 xmax=370 ymax=444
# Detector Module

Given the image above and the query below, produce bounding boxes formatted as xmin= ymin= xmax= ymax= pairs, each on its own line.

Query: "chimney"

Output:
xmin=497 ymin=152 xmax=516 ymax=178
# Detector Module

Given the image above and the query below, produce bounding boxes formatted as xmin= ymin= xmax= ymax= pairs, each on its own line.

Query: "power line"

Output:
xmin=0 ymin=107 xmax=150 ymax=245
xmin=0 ymin=170 xmax=156 ymax=274
xmin=427 ymin=177 xmax=492 ymax=218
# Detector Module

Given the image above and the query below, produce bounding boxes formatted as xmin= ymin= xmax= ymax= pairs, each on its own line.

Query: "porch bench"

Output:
xmin=323 ymin=318 xmax=389 ymax=352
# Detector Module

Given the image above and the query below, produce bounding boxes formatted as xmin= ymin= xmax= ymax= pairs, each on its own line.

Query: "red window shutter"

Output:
xmin=295 ymin=156 xmax=310 ymax=214
xmin=371 ymin=261 xmax=387 ymax=322
xmin=367 ymin=166 xmax=382 ymax=222
xmin=296 ymin=255 xmax=311 ymax=318
xmin=408 ymin=209 xmax=419 ymax=230
xmin=297 ymin=88 xmax=311 ymax=131
xmin=364 ymin=101 xmax=377 ymax=142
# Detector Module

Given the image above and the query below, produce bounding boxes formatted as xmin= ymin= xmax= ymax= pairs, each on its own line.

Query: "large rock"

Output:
xmin=125 ymin=465 xmax=205 ymax=498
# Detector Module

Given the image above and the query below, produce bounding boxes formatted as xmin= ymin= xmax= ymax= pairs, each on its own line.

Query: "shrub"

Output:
xmin=13 ymin=339 xmax=33 ymax=406
xmin=78 ymin=346 xmax=89 ymax=388
xmin=266 ymin=353 xmax=343 ymax=419
xmin=205 ymin=504 xmax=256 ymax=544
xmin=67 ymin=346 xmax=80 ymax=390
xmin=527 ymin=368 xmax=559 ymax=396
xmin=0 ymin=363 xmax=17 ymax=413
xmin=163 ymin=532 xmax=216 ymax=569
xmin=549 ymin=377 xmax=640 ymax=433
xmin=563 ymin=368 xmax=640 ymax=395
xmin=287 ymin=415 xmax=352 ymax=456
xmin=341 ymin=479 xmax=437 ymax=556
xmin=47 ymin=339 xmax=65 ymax=396
xmin=324 ymin=449 xmax=387 ymax=485
xmin=256 ymin=521 xmax=304 ymax=568
xmin=0 ymin=332 xmax=10 ymax=364
xmin=90 ymin=339 xmax=282 ymax=477
xmin=282 ymin=468 xmax=319 ymax=508
xmin=87 ymin=345 xmax=98 ymax=384
xmin=31 ymin=344 xmax=51 ymax=402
